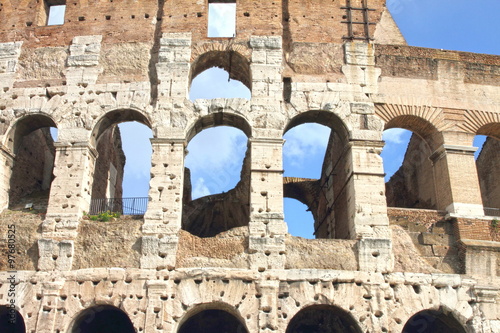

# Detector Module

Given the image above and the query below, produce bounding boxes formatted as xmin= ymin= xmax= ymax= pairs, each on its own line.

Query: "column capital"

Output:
xmin=249 ymin=137 xmax=285 ymax=145
xmin=430 ymin=144 xmax=477 ymax=163
xmin=54 ymin=141 xmax=98 ymax=159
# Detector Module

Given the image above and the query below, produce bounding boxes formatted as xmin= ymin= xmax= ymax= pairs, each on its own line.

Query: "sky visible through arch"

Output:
xmin=110 ymin=1 xmax=500 ymax=239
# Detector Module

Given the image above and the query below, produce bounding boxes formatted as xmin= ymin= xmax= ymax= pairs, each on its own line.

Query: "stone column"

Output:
xmin=0 ymin=146 xmax=14 ymax=211
xmin=141 ymin=138 xmax=185 ymax=270
xmin=430 ymin=144 xmax=484 ymax=216
xmin=45 ymin=142 xmax=97 ymax=231
xmin=39 ymin=142 xmax=97 ymax=271
xmin=248 ymin=137 xmax=287 ymax=271
xmin=34 ymin=280 xmax=64 ymax=333
xmin=349 ymin=139 xmax=393 ymax=272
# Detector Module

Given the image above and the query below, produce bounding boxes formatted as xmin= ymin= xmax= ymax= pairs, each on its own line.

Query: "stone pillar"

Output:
xmin=34 ymin=280 xmax=64 ymax=333
xmin=145 ymin=281 xmax=169 ymax=333
xmin=141 ymin=138 xmax=185 ymax=270
xmin=248 ymin=137 xmax=287 ymax=271
xmin=256 ymin=280 xmax=279 ymax=331
xmin=39 ymin=142 xmax=97 ymax=271
xmin=0 ymin=146 xmax=14 ymax=211
xmin=45 ymin=142 xmax=97 ymax=231
xmin=349 ymin=139 xmax=393 ymax=272
xmin=430 ymin=144 xmax=484 ymax=216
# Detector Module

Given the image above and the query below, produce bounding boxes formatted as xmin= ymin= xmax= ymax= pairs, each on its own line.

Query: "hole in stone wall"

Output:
xmin=283 ymin=123 xmax=330 ymax=239
xmin=45 ymin=1 xmax=66 ymax=26
xmin=208 ymin=1 xmax=236 ymax=38
xmin=382 ymin=127 xmax=437 ymax=210
xmin=474 ymin=134 xmax=500 ymax=213
xmin=90 ymin=117 xmax=152 ymax=216
xmin=402 ymin=309 xmax=466 ymax=333
xmin=179 ymin=309 xmax=248 ymax=333
xmin=0 ymin=306 xmax=26 ymax=333
xmin=182 ymin=126 xmax=249 ymax=237
xmin=7 ymin=116 xmax=58 ymax=213
xmin=71 ymin=305 xmax=135 ymax=333
xmin=189 ymin=67 xmax=250 ymax=101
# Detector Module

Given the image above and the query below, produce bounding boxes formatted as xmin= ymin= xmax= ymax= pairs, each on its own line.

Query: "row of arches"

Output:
xmin=0 ymin=303 xmax=469 ymax=332
xmin=2 ymin=106 xmax=499 ymax=239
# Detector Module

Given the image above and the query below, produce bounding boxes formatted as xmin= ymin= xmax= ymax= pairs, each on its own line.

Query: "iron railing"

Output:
xmin=484 ymin=207 xmax=500 ymax=217
xmin=89 ymin=197 xmax=148 ymax=216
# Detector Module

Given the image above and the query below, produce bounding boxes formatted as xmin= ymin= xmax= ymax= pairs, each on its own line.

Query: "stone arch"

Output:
xmin=177 ymin=302 xmax=249 ymax=333
xmin=0 ymin=305 xmax=26 ymax=333
xmin=283 ymin=110 xmax=353 ymax=239
xmin=186 ymin=110 xmax=252 ymax=143
xmin=283 ymin=110 xmax=350 ymax=143
xmin=2 ymin=113 xmax=58 ymax=210
xmin=190 ymin=50 xmax=251 ymax=91
xmin=402 ymin=308 xmax=468 ymax=333
xmin=183 ymin=112 xmax=251 ymax=237
xmin=286 ymin=304 xmax=362 ymax=333
xmin=4 ymin=113 xmax=57 ymax=154
xmin=477 ymin=122 xmax=500 ymax=141
xmin=90 ymin=108 xmax=153 ymax=148
xmin=381 ymin=114 xmax=445 ymax=210
xmin=69 ymin=305 xmax=135 ymax=333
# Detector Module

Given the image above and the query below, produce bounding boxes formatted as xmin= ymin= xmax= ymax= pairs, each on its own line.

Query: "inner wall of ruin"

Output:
xmin=0 ymin=0 xmax=499 ymax=332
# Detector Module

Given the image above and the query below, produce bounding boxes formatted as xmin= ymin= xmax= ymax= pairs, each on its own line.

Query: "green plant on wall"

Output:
xmin=492 ymin=218 xmax=499 ymax=232
xmin=84 ymin=211 xmax=121 ymax=222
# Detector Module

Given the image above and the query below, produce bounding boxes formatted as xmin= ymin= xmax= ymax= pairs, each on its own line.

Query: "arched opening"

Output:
xmin=403 ymin=309 xmax=467 ymax=333
xmin=0 ymin=306 xmax=26 ymax=333
xmin=71 ymin=305 xmax=135 ymax=333
xmin=5 ymin=114 xmax=57 ymax=212
xmin=283 ymin=111 xmax=351 ymax=239
xmin=89 ymin=110 xmax=152 ymax=216
xmin=178 ymin=308 xmax=248 ymax=333
xmin=283 ymin=123 xmax=331 ymax=239
xmin=381 ymin=116 xmax=443 ymax=210
xmin=474 ymin=124 xmax=500 ymax=216
xmin=183 ymin=114 xmax=251 ymax=237
xmin=286 ymin=305 xmax=362 ymax=333
xmin=189 ymin=50 xmax=251 ymax=100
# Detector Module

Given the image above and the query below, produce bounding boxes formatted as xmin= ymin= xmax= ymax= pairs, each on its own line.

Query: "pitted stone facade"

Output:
xmin=0 ymin=0 xmax=499 ymax=332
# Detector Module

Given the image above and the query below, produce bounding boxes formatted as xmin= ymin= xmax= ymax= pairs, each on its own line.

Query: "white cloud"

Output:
xmin=185 ymin=126 xmax=247 ymax=195
xmin=283 ymin=123 xmax=331 ymax=167
xmin=382 ymin=128 xmax=411 ymax=144
xmin=208 ymin=3 xmax=236 ymax=37
xmin=192 ymin=177 xmax=211 ymax=199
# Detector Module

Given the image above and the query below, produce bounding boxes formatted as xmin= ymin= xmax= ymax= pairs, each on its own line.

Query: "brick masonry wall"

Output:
xmin=387 ymin=208 xmax=463 ymax=274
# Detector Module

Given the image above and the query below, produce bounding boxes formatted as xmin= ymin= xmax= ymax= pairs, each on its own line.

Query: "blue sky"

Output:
xmin=109 ymin=1 xmax=500 ymax=238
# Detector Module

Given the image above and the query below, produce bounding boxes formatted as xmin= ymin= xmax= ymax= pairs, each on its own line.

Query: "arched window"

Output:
xmin=5 ymin=114 xmax=57 ymax=211
xmin=178 ymin=308 xmax=248 ymax=333
xmin=474 ymin=125 xmax=500 ymax=216
xmin=382 ymin=127 xmax=437 ymax=209
xmin=89 ymin=109 xmax=152 ymax=215
xmin=283 ymin=111 xmax=351 ymax=239
xmin=283 ymin=122 xmax=330 ymax=238
xmin=403 ymin=309 xmax=466 ymax=333
xmin=0 ymin=306 xmax=26 ymax=333
xmin=183 ymin=114 xmax=251 ymax=237
xmin=71 ymin=305 xmax=135 ymax=333
xmin=286 ymin=305 xmax=361 ymax=333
